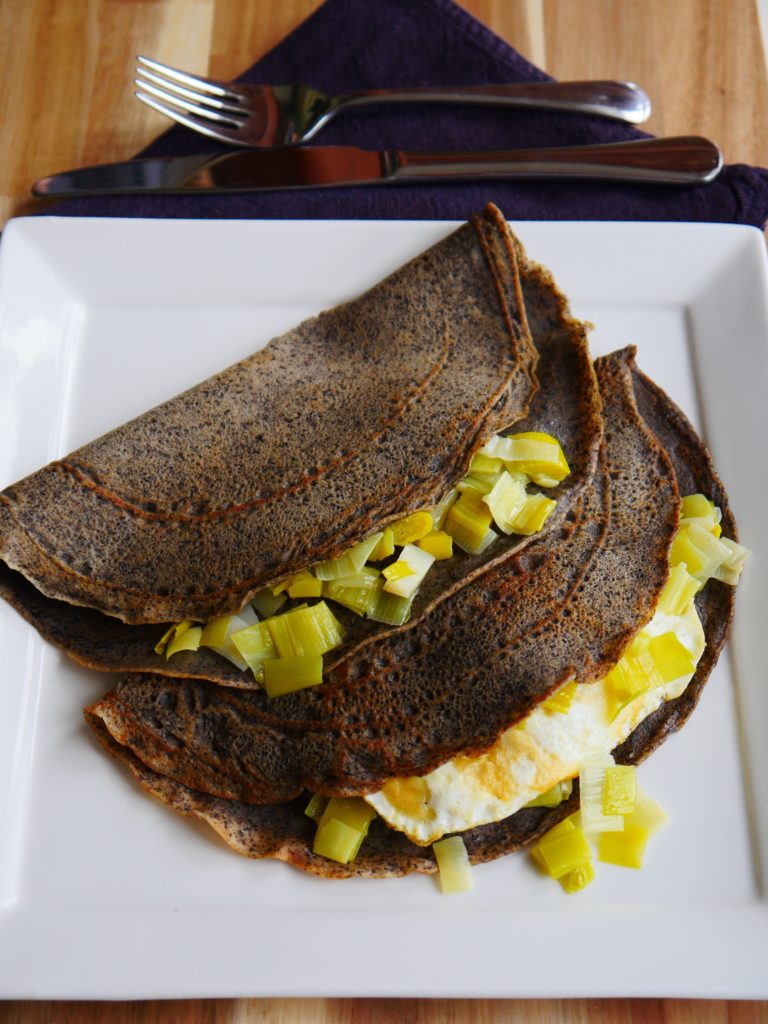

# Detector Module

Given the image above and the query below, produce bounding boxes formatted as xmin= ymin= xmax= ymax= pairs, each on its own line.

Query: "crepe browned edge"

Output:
xmin=0 ymin=231 xmax=601 ymax=688
xmin=0 ymin=204 xmax=537 ymax=626
xmin=83 ymin=347 xmax=679 ymax=806
xmin=84 ymin=350 xmax=738 ymax=879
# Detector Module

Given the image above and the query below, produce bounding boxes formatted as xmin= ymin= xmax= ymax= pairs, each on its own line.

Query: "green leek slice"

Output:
xmin=670 ymin=521 xmax=728 ymax=581
xmin=265 ymin=601 xmax=345 ymax=658
xmin=250 ymin=588 xmax=288 ymax=619
xmin=482 ymin=471 xmax=527 ymax=534
xmin=602 ymin=765 xmax=637 ymax=816
xmin=658 ymin=562 xmax=701 ymax=616
xmin=469 ymin=452 xmax=503 ymax=475
xmin=444 ymin=491 xmax=496 ymax=554
xmin=597 ymin=788 xmax=668 ymax=870
xmin=200 ymin=612 xmax=252 ymax=671
xmin=417 ymin=530 xmax=453 ymax=560
xmin=481 ymin=431 xmax=570 ymax=487
xmin=712 ymin=537 xmax=750 ymax=585
xmin=531 ymin=816 xmax=592 ymax=880
xmin=382 ymin=544 xmax=434 ymax=598
xmin=369 ymin=527 xmax=395 ymax=562
xmin=559 ymin=860 xmax=596 ymax=894
xmin=390 ymin=511 xmax=434 ymax=545
xmin=433 ymin=835 xmax=473 ymax=893
xmin=263 ymin=654 xmax=323 ymax=697
xmin=646 ymin=631 xmax=695 ymax=683
xmin=313 ymin=797 xmax=377 ymax=864
xmin=579 ymin=754 xmax=624 ymax=834
xmin=304 ymin=794 xmax=329 ymax=823
xmin=155 ymin=620 xmax=194 ymax=656
xmin=368 ymin=589 xmax=413 ymax=626
xmin=525 ymin=779 xmax=573 ymax=808
xmin=287 ymin=573 xmax=324 ymax=599
xmin=430 ymin=488 xmax=458 ymax=530
xmin=323 ymin=578 xmax=381 ymax=617
xmin=314 ymin=532 xmax=383 ymax=581
xmin=166 ymin=624 xmax=202 ymax=658
xmin=541 ymin=680 xmax=578 ymax=715
xmin=231 ymin=621 xmax=276 ymax=681
xmin=508 ymin=493 xmax=557 ymax=536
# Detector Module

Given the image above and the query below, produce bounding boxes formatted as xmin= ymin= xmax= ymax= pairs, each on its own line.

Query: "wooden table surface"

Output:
xmin=0 ymin=1 xmax=767 ymax=1021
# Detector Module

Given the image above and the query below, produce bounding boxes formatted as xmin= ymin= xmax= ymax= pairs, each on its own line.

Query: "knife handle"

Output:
xmin=393 ymin=136 xmax=722 ymax=186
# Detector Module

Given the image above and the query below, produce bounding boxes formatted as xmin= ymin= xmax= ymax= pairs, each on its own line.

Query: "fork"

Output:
xmin=135 ymin=55 xmax=651 ymax=149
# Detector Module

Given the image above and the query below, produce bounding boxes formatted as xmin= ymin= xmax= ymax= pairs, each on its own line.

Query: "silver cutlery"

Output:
xmin=134 ymin=55 xmax=652 ymax=148
xmin=32 ymin=137 xmax=722 ymax=196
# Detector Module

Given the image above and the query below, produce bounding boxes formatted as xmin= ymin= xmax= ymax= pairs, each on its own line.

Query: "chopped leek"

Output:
xmin=265 ymin=601 xmax=344 ymax=658
xmin=250 ymin=588 xmax=288 ymax=619
xmin=433 ymin=836 xmax=473 ymax=893
xmin=390 ymin=510 xmax=434 ymax=545
xmin=155 ymin=620 xmax=194 ymax=656
xmin=481 ymin=431 xmax=570 ymax=487
xmin=559 ymin=860 xmax=596 ymax=894
xmin=712 ymin=537 xmax=750 ymax=585
xmin=330 ymin=566 xmax=380 ymax=589
xmin=444 ymin=491 xmax=496 ymax=554
xmin=368 ymin=589 xmax=413 ymax=626
xmin=314 ymin=532 xmax=383 ymax=581
xmin=313 ymin=818 xmax=364 ymax=863
xmin=263 ymin=654 xmax=324 ymax=697
xmin=509 ymin=493 xmax=556 ymax=536
xmin=469 ymin=452 xmax=503 ymax=475
xmin=231 ymin=620 xmax=276 ymax=680
xmin=646 ymin=631 xmax=695 ymax=683
xmin=304 ymin=794 xmax=329 ymax=823
xmin=166 ymin=624 xmax=202 ymax=658
xmin=198 ymin=615 xmax=231 ymax=650
xmin=482 ymin=471 xmax=527 ymax=534
xmin=200 ymin=612 xmax=253 ymax=671
xmin=531 ymin=816 xmax=592 ymax=879
xmin=670 ymin=521 xmax=728 ymax=581
xmin=597 ymin=787 xmax=668 ymax=871
xmin=382 ymin=544 xmax=434 ymax=598
xmin=658 ymin=563 xmax=701 ymax=616
xmin=369 ymin=527 xmax=395 ymax=562
xmin=382 ymin=562 xmax=416 ymax=584
xmin=541 ymin=680 xmax=578 ymax=715
xmin=287 ymin=572 xmax=324 ymax=599
xmin=323 ymin=577 xmax=381 ymax=617
xmin=602 ymin=765 xmax=636 ymax=816
xmin=417 ymin=530 xmax=453 ymax=560
xmin=525 ymin=779 xmax=573 ymax=808
xmin=579 ymin=754 xmax=624 ymax=834
xmin=313 ymin=797 xmax=377 ymax=864
xmin=430 ymin=488 xmax=458 ymax=530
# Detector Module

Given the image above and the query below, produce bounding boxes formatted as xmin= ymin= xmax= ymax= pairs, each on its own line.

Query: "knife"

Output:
xmin=32 ymin=137 xmax=722 ymax=196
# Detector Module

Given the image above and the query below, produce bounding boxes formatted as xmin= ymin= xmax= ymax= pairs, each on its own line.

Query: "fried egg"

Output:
xmin=365 ymin=601 xmax=705 ymax=845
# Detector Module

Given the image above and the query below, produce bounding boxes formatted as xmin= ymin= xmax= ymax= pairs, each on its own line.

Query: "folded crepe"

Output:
xmin=0 ymin=205 xmax=602 ymax=688
xmin=85 ymin=348 xmax=737 ymax=877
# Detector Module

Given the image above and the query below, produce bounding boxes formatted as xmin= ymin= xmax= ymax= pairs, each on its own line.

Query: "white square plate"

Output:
xmin=0 ymin=217 xmax=766 ymax=999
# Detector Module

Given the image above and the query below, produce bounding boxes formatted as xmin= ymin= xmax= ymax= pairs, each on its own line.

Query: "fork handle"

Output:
xmin=343 ymin=80 xmax=651 ymax=124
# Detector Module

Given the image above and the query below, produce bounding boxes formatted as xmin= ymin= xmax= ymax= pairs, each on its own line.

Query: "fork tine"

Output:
xmin=135 ymin=91 xmax=248 ymax=146
xmin=135 ymin=67 xmax=247 ymax=116
xmin=135 ymin=82 xmax=246 ymax=129
xmin=136 ymin=55 xmax=242 ymax=103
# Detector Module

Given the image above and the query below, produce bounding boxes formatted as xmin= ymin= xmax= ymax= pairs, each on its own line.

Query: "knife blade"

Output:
xmin=32 ymin=137 xmax=722 ymax=196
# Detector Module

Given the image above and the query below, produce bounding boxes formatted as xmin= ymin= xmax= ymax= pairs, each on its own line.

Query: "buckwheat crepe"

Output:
xmin=0 ymin=204 xmax=601 ymax=688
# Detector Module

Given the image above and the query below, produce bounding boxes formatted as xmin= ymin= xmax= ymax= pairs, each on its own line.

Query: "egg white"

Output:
xmin=365 ymin=601 xmax=705 ymax=845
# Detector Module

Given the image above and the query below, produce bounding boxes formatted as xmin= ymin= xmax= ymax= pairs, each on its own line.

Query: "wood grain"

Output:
xmin=0 ymin=1 xmax=766 ymax=1021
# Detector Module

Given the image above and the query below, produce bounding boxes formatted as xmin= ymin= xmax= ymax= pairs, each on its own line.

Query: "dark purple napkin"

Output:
xmin=52 ymin=0 xmax=768 ymax=225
